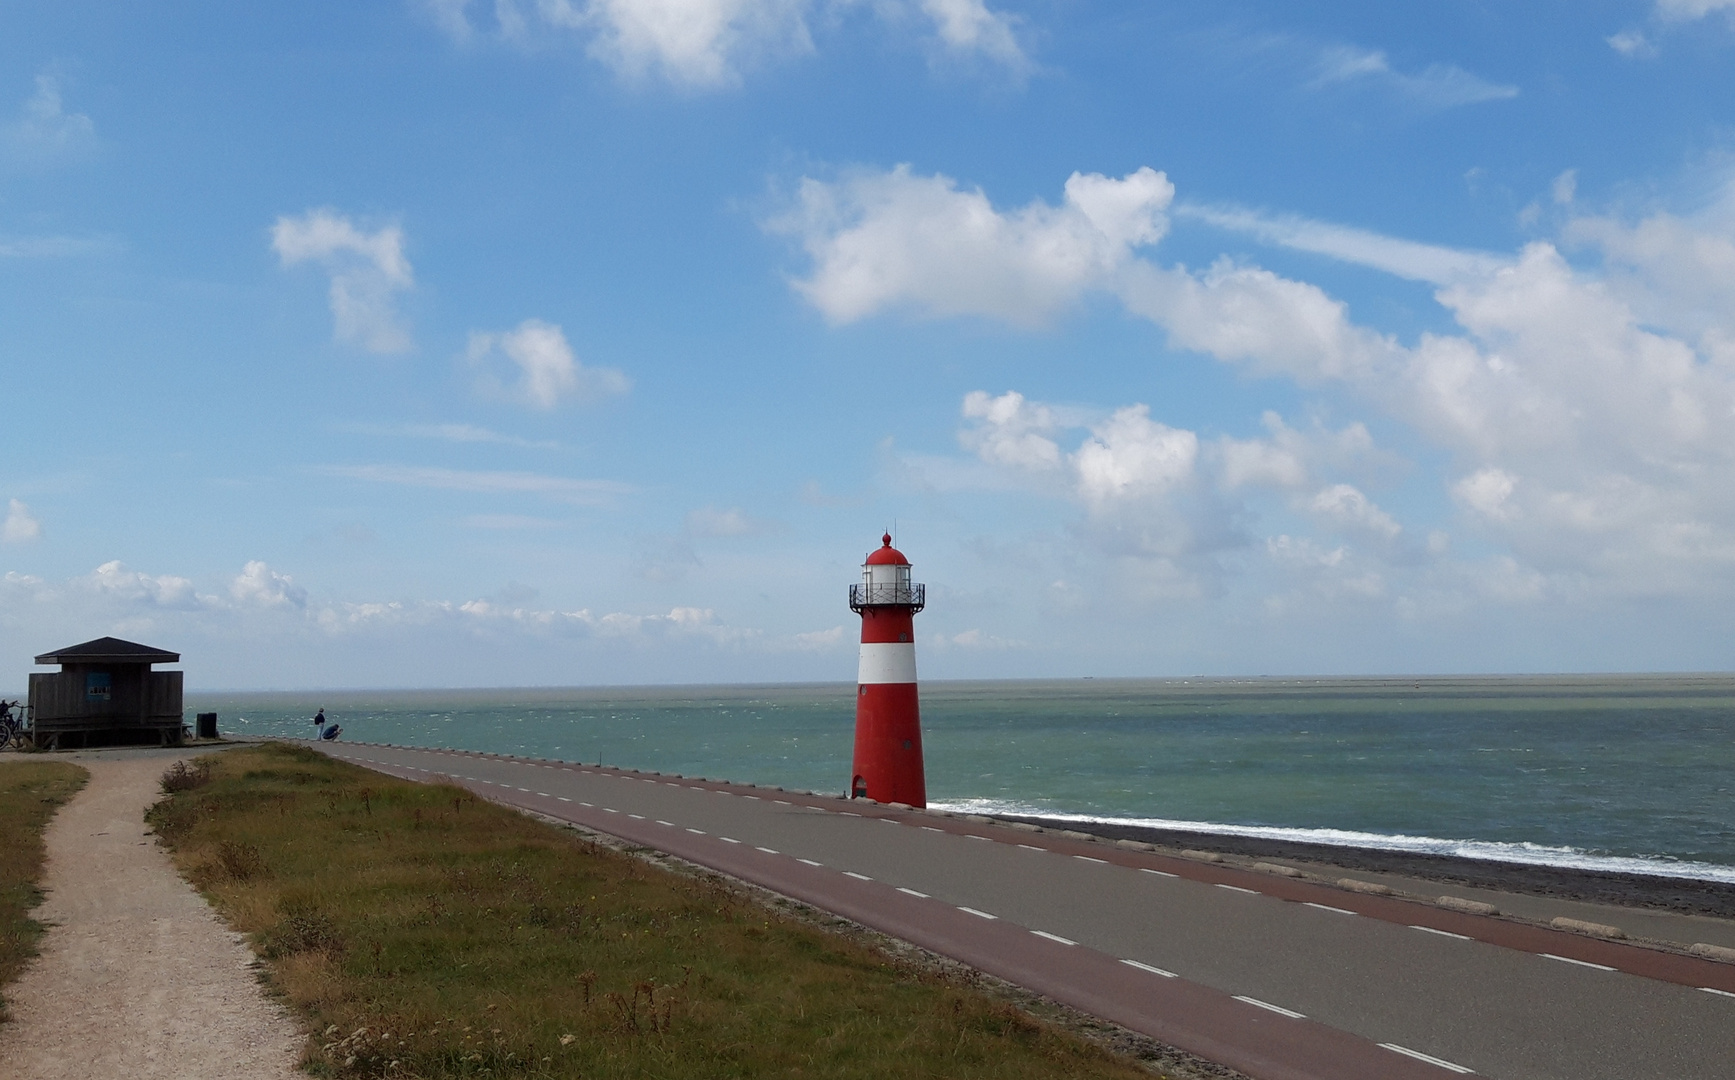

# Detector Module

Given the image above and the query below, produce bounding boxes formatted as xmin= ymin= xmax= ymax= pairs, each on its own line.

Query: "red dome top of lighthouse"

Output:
xmin=865 ymin=532 xmax=909 ymax=566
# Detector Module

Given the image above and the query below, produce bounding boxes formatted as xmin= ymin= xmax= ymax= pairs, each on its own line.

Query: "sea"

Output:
xmin=185 ymin=675 xmax=1735 ymax=885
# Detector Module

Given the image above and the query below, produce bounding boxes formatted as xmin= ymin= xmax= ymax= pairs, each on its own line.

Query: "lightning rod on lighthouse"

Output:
xmin=848 ymin=532 xmax=927 ymax=806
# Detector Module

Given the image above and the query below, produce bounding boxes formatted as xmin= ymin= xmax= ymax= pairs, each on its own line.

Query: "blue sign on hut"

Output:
xmin=28 ymin=636 xmax=184 ymax=750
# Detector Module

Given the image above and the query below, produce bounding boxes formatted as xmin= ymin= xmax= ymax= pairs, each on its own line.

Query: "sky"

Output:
xmin=5 ymin=1 xmax=1735 ymax=689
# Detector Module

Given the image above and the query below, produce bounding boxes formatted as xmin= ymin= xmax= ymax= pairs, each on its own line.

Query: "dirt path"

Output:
xmin=0 ymin=751 xmax=304 ymax=1080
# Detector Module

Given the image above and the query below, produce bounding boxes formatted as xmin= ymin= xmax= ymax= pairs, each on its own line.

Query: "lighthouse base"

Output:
xmin=851 ymin=682 xmax=926 ymax=807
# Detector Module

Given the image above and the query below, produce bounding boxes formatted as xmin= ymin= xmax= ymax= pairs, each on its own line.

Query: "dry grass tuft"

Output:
xmin=160 ymin=759 xmax=212 ymax=794
xmin=150 ymin=743 xmax=1164 ymax=1079
xmin=0 ymin=760 xmax=88 ymax=1022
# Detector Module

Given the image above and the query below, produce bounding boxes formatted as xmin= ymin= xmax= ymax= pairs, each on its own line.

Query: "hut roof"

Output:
xmin=34 ymin=636 xmax=181 ymax=666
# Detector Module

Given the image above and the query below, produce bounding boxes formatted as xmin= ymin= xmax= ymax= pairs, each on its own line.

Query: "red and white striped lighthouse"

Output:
xmin=848 ymin=533 xmax=926 ymax=807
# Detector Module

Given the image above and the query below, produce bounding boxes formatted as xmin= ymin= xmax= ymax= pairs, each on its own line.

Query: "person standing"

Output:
xmin=313 ymin=708 xmax=325 ymax=737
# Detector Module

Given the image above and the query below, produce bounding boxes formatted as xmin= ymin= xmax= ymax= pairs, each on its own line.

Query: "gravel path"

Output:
xmin=0 ymin=751 xmax=304 ymax=1080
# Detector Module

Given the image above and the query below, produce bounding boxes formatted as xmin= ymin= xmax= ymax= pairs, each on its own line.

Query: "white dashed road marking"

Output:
xmin=843 ymin=871 xmax=872 ymax=881
xmin=1699 ymin=987 xmax=1735 ymax=999
xmin=1304 ymin=902 xmax=1358 ymax=915
xmin=1120 ymin=959 xmax=1177 ymax=978
xmin=958 ymin=906 xmax=997 ymax=920
xmin=1215 ymin=883 xmax=1259 ymax=895
xmin=1140 ymin=867 xmax=1177 ymax=877
xmin=897 ymin=887 xmax=929 ymax=898
xmin=797 ymin=858 xmax=822 ymax=867
xmin=1543 ymin=953 xmax=1615 ymax=972
xmin=755 ymin=846 xmax=779 ymax=854
xmin=1379 ymin=1043 xmax=1475 ymax=1074
xmin=1073 ymin=855 xmax=1106 ymax=863
xmin=1032 ymin=930 xmax=1076 ymax=946
xmin=1411 ymin=925 xmax=1470 ymax=941
xmin=1234 ymin=996 xmax=1305 ymax=1019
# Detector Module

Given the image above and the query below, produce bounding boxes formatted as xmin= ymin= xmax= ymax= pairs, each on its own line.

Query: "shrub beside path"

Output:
xmin=0 ymin=753 xmax=303 ymax=1080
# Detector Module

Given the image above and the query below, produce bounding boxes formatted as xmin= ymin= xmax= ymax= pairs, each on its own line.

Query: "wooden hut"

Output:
xmin=28 ymin=637 xmax=184 ymax=749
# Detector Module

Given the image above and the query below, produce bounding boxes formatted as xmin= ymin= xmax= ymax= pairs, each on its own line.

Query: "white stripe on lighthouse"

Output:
xmin=858 ymin=642 xmax=918 ymax=684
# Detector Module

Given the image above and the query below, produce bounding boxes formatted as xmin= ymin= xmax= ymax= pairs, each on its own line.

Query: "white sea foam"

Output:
xmin=930 ymin=799 xmax=1735 ymax=885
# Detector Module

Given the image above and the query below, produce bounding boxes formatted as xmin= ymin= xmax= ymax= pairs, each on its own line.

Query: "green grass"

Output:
xmin=0 ymin=759 xmax=89 ymax=1021
xmin=148 ymin=743 xmax=1163 ymax=1080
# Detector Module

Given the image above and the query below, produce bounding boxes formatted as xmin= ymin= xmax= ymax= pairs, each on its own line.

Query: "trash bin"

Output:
xmin=196 ymin=712 xmax=218 ymax=739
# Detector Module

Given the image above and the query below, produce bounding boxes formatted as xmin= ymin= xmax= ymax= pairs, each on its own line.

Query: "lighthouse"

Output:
xmin=849 ymin=533 xmax=927 ymax=806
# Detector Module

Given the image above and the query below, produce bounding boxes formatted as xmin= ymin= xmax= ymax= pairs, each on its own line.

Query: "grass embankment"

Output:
xmin=0 ymin=759 xmax=88 ymax=1020
xmin=149 ymin=743 xmax=1160 ymax=1080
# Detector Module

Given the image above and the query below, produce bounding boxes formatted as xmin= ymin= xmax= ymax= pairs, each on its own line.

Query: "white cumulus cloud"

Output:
xmin=2 ymin=500 xmax=40 ymax=543
xmin=853 ymin=163 xmax=1735 ymax=602
xmin=3 ymin=75 xmax=96 ymax=163
xmin=467 ymin=319 xmax=629 ymax=409
xmin=1655 ymin=0 xmax=1735 ymax=20
xmin=1311 ymin=46 xmax=1518 ymax=109
xmin=918 ymin=0 xmax=1024 ymax=66
xmin=230 ymin=561 xmax=308 ymax=608
xmin=1073 ymin=406 xmax=1199 ymax=506
xmin=774 ymin=165 xmax=1172 ymax=326
xmin=271 ymin=209 xmax=414 ymax=354
xmin=429 ymin=0 xmax=1025 ymax=86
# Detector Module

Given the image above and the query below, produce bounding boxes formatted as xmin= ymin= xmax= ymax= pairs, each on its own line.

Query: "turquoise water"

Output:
xmin=187 ymin=676 xmax=1735 ymax=883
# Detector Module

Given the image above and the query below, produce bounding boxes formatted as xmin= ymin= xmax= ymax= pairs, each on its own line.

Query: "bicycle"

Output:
xmin=0 ymin=700 xmax=30 ymax=751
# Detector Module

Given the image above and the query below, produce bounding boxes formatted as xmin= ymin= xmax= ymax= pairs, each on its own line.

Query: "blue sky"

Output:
xmin=5 ymin=1 xmax=1735 ymax=688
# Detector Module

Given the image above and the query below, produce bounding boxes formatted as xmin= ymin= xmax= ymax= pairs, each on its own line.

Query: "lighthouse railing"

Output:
xmin=849 ymin=582 xmax=925 ymax=613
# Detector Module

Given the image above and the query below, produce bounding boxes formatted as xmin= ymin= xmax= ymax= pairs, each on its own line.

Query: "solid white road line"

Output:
xmin=1215 ymin=883 xmax=1260 ymax=895
xmin=1234 ymin=996 xmax=1305 ymax=1019
xmin=1140 ymin=867 xmax=1178 ymax=877
xmin=1379 ymin=1043 xmax=1475 ymax=1073
xmin=897 ymin=887 xmax=930 ymax=898
xmin=843 ymin=871 xmax=872 ymax=881
xmin=1410 ymin=925 xmax=1470 ymax=940
xmin=1032 ymin=930 xmax=1077 ymax=946
xmin=1120 ymin=959 xmax=1177 ymax=978
xmin=1543 ymin=953 xmax=1615 ymax=971
xmin=958 ymin=906 xmax=998 ymax=920
xmin=1303 ymin=902 xmax=1358 ymax=915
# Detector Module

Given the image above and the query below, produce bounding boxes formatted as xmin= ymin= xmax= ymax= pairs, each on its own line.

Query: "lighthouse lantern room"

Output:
xmin=848 ymin=533 xmax=927 ymax=807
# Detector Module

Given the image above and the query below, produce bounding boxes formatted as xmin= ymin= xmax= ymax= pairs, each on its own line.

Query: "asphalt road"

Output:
xmin=310 ymin=741 xmax=1735 ymax=1080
